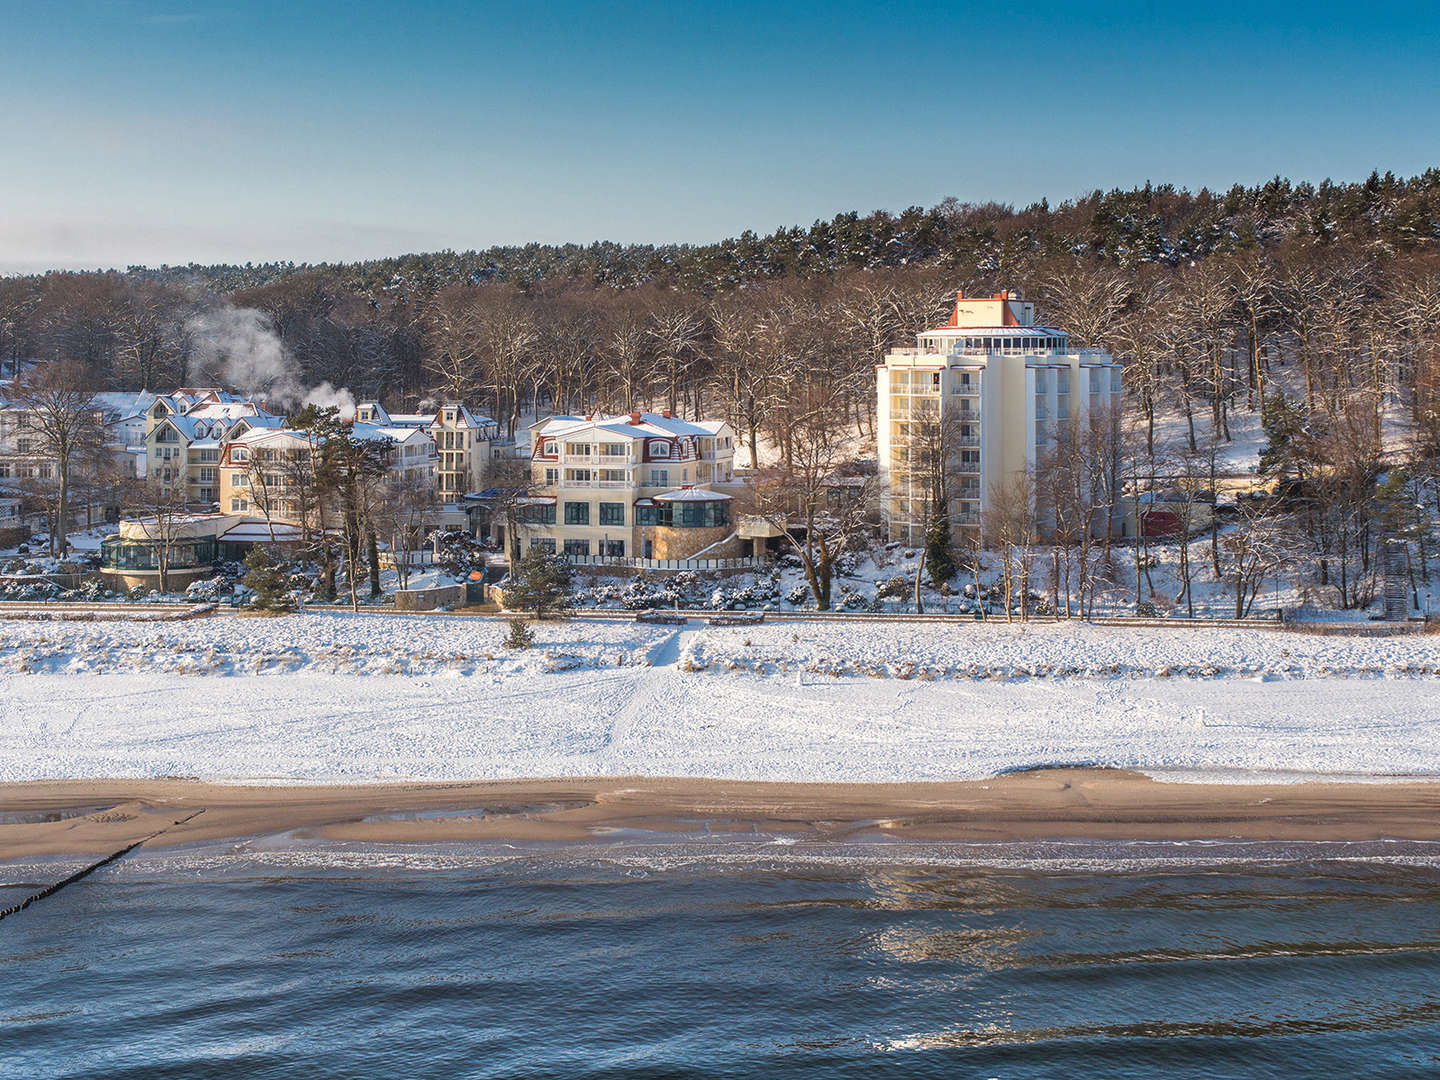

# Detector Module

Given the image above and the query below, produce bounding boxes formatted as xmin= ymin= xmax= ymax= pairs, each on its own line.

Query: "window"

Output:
xmin=636 ymin=503 xmax=659 ymax=526
xmin=602 ymin=442 xmax=626 ymax=457
xmin=563 ymin=539 xmax=590 ymax=556
xmin=565 ymin=468 xmax=592 ymax=483
xmin=564 ymin=501 xmax=589 ymax=525
xmin=565 ymin=442 xmax=592 ymax=456
xmin=648 ymin=468 xmax=669 ymax=487
xmin=231 ymin=472 xmax=247 ymax=487
xmin=601 ymin=539 xmax=625 ymax=558
xmin=531 ymin=538 xmax=556 ymax=554
xmin=599 ymin=502 xmax=625 ymax=526
xmin=543 ymin=440 xmax=557 ymax=456
xmin=649 ymin=440 xmax=670 ymax=458
xmin=1089 ymin=368 xmax=1102 ymax=394
xmin=231 ymin=498 xmax=248 ymax=512
xmin=520 ymin=503 xmax=556 ymax=525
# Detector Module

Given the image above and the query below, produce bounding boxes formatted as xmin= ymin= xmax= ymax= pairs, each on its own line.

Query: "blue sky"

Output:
xmin=3 ymin=0 xmax=1438 ymax=271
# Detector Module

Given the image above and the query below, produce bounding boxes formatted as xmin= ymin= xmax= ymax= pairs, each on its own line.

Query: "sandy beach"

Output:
xmin=4 ymin=768 xmax=1440 ymax=862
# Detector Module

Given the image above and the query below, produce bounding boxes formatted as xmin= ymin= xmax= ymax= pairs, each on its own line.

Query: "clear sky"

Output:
xmin=3 ymin=0 xmax=1439 ymax=272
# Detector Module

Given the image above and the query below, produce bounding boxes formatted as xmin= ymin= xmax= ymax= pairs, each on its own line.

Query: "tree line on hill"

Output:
xmin=3 ymin=170 xmax=1440 ymax=612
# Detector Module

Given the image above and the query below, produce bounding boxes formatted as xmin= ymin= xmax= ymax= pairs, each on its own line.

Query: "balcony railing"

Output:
xmin=557 ymin=479 xmax=632 ymax=490
xmin=561 ymin=453 xmax=634 ymax=465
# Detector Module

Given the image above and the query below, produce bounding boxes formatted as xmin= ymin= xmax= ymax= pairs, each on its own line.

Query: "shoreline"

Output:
xmin=5 ymin=768 xmax=1440 ymax=863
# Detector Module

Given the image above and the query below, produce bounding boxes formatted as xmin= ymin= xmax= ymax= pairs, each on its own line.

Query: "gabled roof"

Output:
xmin=431 ymin=403 xmax=497 ymax=429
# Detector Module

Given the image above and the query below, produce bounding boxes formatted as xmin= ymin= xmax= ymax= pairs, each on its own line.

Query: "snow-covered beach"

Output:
xmin=0 ymin=611 xmax=1436 ymax=784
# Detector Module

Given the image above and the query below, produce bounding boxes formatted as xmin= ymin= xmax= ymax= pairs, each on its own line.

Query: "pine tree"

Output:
xmin=925 ymin=514 xmax=958 ymax=588
xmin=503 ymin=549 xmax=574 ymax=619
xmin=243 ymin=547 xmax=293 ymax=612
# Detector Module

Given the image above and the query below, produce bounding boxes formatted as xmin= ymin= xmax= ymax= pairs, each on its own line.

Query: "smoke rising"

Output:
xmin=302 ymin=381 xmax=357 ymax=421
xmin=186 ymin=305 xmax=355 ymax=418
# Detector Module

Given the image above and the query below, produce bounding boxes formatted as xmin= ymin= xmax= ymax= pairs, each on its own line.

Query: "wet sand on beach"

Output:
xmin=4 ymin=768 xmax=1440 ymax=861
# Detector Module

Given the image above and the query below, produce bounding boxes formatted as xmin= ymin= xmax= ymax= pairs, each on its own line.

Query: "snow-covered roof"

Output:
xmin=924 ymin=325 xmax=1067 ymax=338
xmin=93 ymin=391 xmax=158 ymax=421
xmin=217 ymin=521 xmax=307 ymax=543
xmin=654 ymin=486 xmax=732 ymax=502
xmin=351 ymin=423 xmax=433 ymax=445
xmin=431 ymin=404 xmax=497 ymax=429
xmin=535 ymin=411 xmax=722 ymax=441
xmin=384 ymin=412 xmax=435 ymax=428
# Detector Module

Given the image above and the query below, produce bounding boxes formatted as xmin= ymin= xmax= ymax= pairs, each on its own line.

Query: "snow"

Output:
xmin=0 ymin=613 xmax=1436 ymax=784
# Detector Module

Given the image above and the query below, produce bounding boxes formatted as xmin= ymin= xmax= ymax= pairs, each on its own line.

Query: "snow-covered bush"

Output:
xmin=875 ymin=576 xmax=910 ymax=601
xmin=57 ymin=580 xmax=113 ymax=603
xmin=185 ymin=577 xmax=232 ymax=603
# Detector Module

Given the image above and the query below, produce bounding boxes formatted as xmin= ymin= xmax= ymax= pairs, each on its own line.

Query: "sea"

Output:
xmin=3 ymin=841 xmax=1440 ymax=1079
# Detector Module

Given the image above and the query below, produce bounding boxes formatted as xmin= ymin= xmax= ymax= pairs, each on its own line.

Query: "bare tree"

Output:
xmin=1221 ymin=496 xmax=1289 ymax=617
xmin=119 ymin=478 xmax=193 ymax=595
xmin=9 ymin=362 xmax=104 ymax=556
xmin=985 ymin=469 xmax=1037 ymax=621
xmin=751 ymin=391 xmax=876 ymax=610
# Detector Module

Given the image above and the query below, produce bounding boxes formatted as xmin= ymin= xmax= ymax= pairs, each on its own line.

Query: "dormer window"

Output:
xmin=649 ymin=440 xmax=671 ymax=458
xmin=232 ymin=448 xmax=249 ymax=462
xmin=543 ymin=440 xmax=557 ymax=456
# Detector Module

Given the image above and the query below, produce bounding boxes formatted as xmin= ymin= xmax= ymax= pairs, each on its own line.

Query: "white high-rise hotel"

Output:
xmin=877 ymin=290 xmax=1123 ymax=543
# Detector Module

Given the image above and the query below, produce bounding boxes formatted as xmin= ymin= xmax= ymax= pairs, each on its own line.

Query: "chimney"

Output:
xmin=629 ymin=411 xmax=642 ymax=424
xmin=956 ymin=290 xmax=965 ymax=302
xmin=661 ymin=409 xmax=672 ymax=419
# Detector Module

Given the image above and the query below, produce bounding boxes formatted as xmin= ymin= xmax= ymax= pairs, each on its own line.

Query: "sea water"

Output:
xmin=3 ymin=847 xmax=1439 ymax=1078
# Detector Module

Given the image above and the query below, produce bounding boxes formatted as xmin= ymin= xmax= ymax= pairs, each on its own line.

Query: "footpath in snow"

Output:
xmin=0 ymin=613 xmax=1436 ymax=784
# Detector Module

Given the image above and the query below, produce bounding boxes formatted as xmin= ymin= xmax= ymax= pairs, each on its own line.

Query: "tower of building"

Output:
xmin=877 ymin=290 xmax=1123 ymax=543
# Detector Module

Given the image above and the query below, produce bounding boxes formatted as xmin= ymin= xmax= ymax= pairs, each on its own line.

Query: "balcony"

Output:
xmin=562 ymin=452 xmax=633 ymax=465
xmin=556 ymin=479 xmax=632 ymax=490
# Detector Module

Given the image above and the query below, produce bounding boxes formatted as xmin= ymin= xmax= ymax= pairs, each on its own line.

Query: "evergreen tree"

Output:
xmin=1257 ymin=392 xmax=1311 ymax=484
xmin=925 ymin=514 xmax=958 ymax=588
xmin=503 ymin=549 xmax=574 ymax=619
xmin=243 ymin=547 xmax=293 ymax=612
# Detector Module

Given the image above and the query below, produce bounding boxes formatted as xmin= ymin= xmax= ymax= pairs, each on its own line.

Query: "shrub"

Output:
xmin=503 ymin=618 xmax=535 ymax=649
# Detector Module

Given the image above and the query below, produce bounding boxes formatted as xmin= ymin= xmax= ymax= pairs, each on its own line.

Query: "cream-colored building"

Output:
xmin=219 ymin=422 xmax=436 ymax=525
xmin=878 ymin=290 xmax=1123 ymax=543
xmin=144 ymin=389 xmax=283 ymax=506
xmin=519 ymin=410 xmax=742 ymax=560
xmin=356 ymin=401 xmax=508 ymax=497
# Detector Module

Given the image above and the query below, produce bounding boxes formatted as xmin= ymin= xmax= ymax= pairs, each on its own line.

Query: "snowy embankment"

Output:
xmin=0 ymin=613 xmax=1437 ymax=784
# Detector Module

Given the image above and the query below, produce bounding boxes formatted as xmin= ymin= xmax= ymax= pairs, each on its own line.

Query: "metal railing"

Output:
xmin=563 ymin=554 xmax=762 ymax=571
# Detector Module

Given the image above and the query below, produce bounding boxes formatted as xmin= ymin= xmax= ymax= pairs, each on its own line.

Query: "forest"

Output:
xmin=4 ymin=169 xmax=1440 ymax=613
